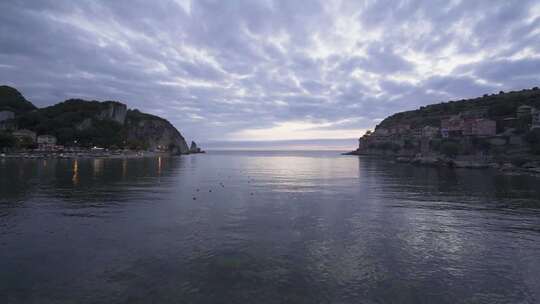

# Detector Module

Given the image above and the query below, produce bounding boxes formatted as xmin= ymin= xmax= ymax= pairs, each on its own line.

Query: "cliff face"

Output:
xmin=125 ymin=110 xmax=189 ymax=154
xmin=98 ymin=102 xmax=127 ymax=124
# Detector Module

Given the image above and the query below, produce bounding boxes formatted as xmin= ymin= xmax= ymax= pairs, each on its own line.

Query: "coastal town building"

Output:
xmin=441 ymin=115 xmax=464 ymax=138
xmin=463 ymin=118 xmax=497 ymax=136
xmin=441 ymin=116 xmax=496 ymax=138
xmin=421 ymin=126 xmax=439 ymax=138
xmin=411 ymin=128 xmax=422 ymax=138
xmin=37 ymin=135 xmax=57 ymax=146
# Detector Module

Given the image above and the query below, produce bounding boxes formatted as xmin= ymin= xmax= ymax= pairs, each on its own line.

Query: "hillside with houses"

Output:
xmin=0 ymin=85 xmax=192 ymax=156
xmin=349 ymin=87 xmax=540 ymax=170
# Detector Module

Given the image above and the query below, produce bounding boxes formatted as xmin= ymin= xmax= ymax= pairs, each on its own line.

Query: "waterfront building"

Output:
xmin=37 ymin=135 xmax=58 ymax=150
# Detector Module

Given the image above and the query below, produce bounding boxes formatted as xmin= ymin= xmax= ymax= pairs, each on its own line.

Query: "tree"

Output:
xmin=0 ymin=132 xmax=16 ymax=150
xmin=525 ymin=129 xmax=540 ymax=154
xmin=16 ymin=136 xmax=36 ymax=150
xmin=403 ymin=139 xmax=416 ymax=150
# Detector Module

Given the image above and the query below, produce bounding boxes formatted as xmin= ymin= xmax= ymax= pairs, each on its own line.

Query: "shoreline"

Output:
xmin=343 ymin=150 xmax=540 ymax=176
xmin=0 ymin=150 xmax=192 ymax=159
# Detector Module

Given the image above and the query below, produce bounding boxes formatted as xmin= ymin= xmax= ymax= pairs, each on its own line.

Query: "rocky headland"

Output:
xmin=346 ymin=87 xmax=540 ymax=174
xmin=0 ymin=85 xmax=198 ymax=155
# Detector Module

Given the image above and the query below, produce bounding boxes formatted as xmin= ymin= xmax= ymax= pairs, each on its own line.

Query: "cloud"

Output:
xmin=0 ymin=0 xmax=539 ymax=147
xmin=228 ymin=120 xmax=367 ymax=141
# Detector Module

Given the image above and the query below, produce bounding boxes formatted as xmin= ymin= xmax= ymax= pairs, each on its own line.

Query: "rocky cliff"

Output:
xmin=0 ymin=85 xmax=191 ymax=153
xmin=189 ymin=141 xmax=204 ymax=153
xmin=350 ymin=87 xmax=540 ymax=166
xmin=125 ymin=110 xmax=189 ymax=154
xmin=98 ymin=102 xmax=127 ymax=124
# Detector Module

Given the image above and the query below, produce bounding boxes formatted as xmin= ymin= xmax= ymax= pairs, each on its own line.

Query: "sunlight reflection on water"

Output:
xmin=0 ymin=151 xmax=539 ymax=303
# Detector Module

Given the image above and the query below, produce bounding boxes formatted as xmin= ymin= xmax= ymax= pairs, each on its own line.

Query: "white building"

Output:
xmin=37 ymin=135 xmax=57 ymax=145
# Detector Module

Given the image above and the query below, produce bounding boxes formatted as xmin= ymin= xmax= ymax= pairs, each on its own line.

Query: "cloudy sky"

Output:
xmin=1 ymin=0 xmax=540 ymax=149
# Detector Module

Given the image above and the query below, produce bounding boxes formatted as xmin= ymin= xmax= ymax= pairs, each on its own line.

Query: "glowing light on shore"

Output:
xmin=72 ymin=160 xmax=79 ymax=185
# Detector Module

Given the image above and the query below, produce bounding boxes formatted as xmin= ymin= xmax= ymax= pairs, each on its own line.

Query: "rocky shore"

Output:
xmin=345 ymin=150 xmax=540 ymax=175
xmin=346 ymin=87 xmax=540 ymax=176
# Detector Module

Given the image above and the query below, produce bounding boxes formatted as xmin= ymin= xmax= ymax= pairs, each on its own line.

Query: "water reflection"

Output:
xmin=93 ymin=158 xmax=104 ymax=177
xmin=0 ymin=152 xmax=539 ymax=303
xmin=72 ymin=159 xmax=79 ymax=186
xmin=122 ymin=158 xmax=127 ymax=179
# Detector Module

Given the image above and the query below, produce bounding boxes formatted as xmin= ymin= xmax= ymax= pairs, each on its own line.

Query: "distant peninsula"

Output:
xmin=0 ymin=85 xmax=202 ymax=156
xmin=347 ymin=87 xmax=540 ymax=172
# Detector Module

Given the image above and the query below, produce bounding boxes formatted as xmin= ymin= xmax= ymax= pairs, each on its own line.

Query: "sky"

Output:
xmin=1 ymin=0 xmax=540 ymax=150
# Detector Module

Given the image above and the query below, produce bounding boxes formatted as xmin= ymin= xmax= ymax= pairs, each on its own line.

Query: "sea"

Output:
xmin=1 ymin=150 xmax=539 ymax=303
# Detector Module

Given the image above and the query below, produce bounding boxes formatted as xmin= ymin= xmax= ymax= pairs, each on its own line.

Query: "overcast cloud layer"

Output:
xmin=1 ymin=0 xmax=540 ymax=148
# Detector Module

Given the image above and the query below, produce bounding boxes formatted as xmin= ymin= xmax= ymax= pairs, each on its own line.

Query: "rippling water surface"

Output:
xmin=1 ymin=151 xmax=540 ymax=303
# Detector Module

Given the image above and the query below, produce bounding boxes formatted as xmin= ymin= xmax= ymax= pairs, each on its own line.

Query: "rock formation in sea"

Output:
xmin=189 ymin=141 xmax=204 ymax=153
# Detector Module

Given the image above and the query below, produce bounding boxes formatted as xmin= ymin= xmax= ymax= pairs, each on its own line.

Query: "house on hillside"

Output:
xmin=463 ymin=118 xmax=496 ymax=136
xmin=421 ymin=126 xmax=439 ymax=139
xmin=441 ymin=115 xmax=464 ymax=138
xmin=37 ymin=134 xmax=57 ymax=145
xmin=37 ymin=135 xmax=62 ymax=151
xmin=411 ymin=128 xmax=422 ymax=138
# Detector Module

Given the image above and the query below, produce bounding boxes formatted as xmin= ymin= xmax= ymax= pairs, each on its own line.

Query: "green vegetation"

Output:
xmin=370 ymin=141 xmax=401 ymax=152
xmin=14 ymin=99 xmax=127 ymax=148
xmin=0 ymin=131 xmax=15 ymax=150
xmin=0 ymin=85 xmax=189 ymax=153
xmin=0 ymin=86 xmax=37 ymax=114
xmin=126 ymin=109 xmax=168 ymax=124
xmin=440 ymin=140 xmax=460 ymax=158
xmin=525 ymin=129 xmax=540 ymax=155
xmin=15 ymin=136 xmax=36 ymax=150
xmin=379 ymin=87 xmax=540 ymax=129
